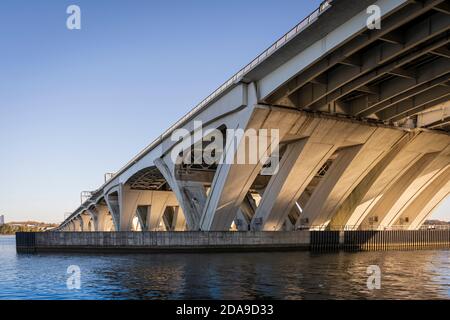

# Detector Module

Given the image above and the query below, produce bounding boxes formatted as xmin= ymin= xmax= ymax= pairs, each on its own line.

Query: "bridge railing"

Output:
xmin=162 ymin=0 xmax=333 ymax=140
xmin=298 ymin=224 xmax=450 ymax=231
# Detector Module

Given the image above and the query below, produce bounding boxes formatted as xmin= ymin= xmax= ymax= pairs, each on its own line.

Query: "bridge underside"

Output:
xmin=58 ymin=0 xmax=450 ymax=233
xmin=263 ymin=0 xmax=450 ymax=131
xmin=59 ymin=108 xmax=450 ymax=233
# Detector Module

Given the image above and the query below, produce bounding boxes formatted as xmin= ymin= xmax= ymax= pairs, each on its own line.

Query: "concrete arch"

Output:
xmin=80 ymin=211 xmax=95 ymax=232
xmin=200 ymin=104 xmax=303 ymax=231
xmin=104 ymin=183 xmax=181 ymax=231
xmin=72 ymin=218 xmax=82 ymax=232
xmin=298 ymin=126 xmax=406 ymax=230
xmin=87 ymin=202 xmax=116 ymax=232
xmin=359 ymin=137 xmax=450 ymax=230
xmin=335 ymin=131 xmax=426 ymax=229
xmin=359 ymin=152 xmax=440 ymax=229
xmin=252 ymin=116 xmax=363 ymax=231
xmin=105 ymin=188 xmax=121 ymax=230
xmin=395 ymin=167 xmax=450 ymax=230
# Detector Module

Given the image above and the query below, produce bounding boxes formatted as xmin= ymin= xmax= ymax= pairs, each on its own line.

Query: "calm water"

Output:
xmin=0 ymin=235 xmax=449 ymax=300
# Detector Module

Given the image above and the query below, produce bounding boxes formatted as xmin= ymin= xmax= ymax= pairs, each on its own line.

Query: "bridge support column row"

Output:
xmin=155 ymin=158 xmax=207 ymax=231
xmin=400 ymin=167 xmax=450 ymax=230
xmin=151 ymin=105 xmax=450 ymax=232
xmin=199 ymin=106 xmax=303 ymax=231
xmin=359 ymin=136 xmax=450 ymax=229
xmin=252 ymin=117 xmax=362 ymax=231
xmin=105 ymin=185 xmax=183 ymax=231
xmin=87 ymin=204 xmax=112 ymax=231
xmin=294 ymin=125 xmax=406 ymax=230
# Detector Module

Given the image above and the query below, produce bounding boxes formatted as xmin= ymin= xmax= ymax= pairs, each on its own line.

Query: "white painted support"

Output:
xmin=406 ymin=168 xmax=450 ymax=230
xmin=80 ymin=214 xmax=93 ymax=232
xmin=381 ymin=165 xmax=449 ymax=228
xmin=200 ymin=106 xmax=301 ymax=231
xmin=173 ymin=207 xmax=187 ymax=231
xmin=331 ymin=131 xmax=417 ymax=229
xmin=253 ymin=116 xmax=361 ymax=231
xmin=105 ymin=184 xmax=179 ymax=231
xmin=155 ymin=157 xmax=207 ymax=231
xmin=87 ymin=204 xmax=111 ymax=231
xmin=381 ymin=143 xmax=450 ymax=228
xmin=298 ymin=126 xmax=405 ymax=229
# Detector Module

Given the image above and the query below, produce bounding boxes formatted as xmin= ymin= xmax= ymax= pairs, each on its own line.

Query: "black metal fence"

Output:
xmin=310 ymin=231 xmax=340 ymax=252
xmin=16 ymin=232 xmax=36 ymax=253
xmin=15 ymin=230 xmax=450 ymax=253
xmin=344 ymin=230 xmax=450 ymax=251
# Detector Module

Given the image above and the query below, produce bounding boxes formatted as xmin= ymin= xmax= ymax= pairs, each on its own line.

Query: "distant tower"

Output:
xmin=0 ymin=215 xmax=4 ymax=226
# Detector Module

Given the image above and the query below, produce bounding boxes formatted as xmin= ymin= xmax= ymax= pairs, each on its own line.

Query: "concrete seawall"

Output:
xmin=16 ymin=230 xmax=450 ymax=253
xmin=16 ymin=231 xmax=311 ymax=253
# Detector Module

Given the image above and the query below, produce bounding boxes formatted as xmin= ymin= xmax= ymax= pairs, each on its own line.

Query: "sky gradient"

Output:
xmin=0 ymin=0 xmax=448 ymax=223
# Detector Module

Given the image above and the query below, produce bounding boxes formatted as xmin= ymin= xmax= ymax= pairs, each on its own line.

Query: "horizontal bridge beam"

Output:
xmin=351 ymin=57 xmax=450 ymax=117
xmin=307 ymin=12 xmax=450 ymax=112
xmin=266 ymin=0 xmax=447 ymax=104
xmin=376 ymin=84 xmax=450 ymax=121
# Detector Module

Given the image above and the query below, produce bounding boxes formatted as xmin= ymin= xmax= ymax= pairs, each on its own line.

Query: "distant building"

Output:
xmin=0 ymin=215 xmax=4 ymax=226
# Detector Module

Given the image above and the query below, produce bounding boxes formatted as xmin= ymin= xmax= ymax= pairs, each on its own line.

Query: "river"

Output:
xmin=0 ymin=235 xmax=448 ymax=299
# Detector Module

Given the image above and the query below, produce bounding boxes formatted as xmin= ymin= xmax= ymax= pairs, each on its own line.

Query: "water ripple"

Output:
xmin=0 ymin=235 xmax=449 ymax=300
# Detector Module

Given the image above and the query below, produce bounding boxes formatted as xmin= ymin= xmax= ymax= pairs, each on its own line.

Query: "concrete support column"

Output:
xmin=298 ymin=127 xmax=405 ymax=229
xmin=343 ymin=132 xmax=428 ymax=229
xmin=73 ymin=218 xmax=82 ymax=232
xmin=104 ymin=215 xmax=115 ymax=231
xmin=80 ymin=214 xmax=93 ymax=232
xmin=235 ymin=211 xmax=249 ymax=231
xmin=146 ymin=192 xmax=174 ymax=231
xmin=376 ymin=142 xmax=450 ymax=229
xmin=159 ymin=206 xmax=187 ymax=231
xmin=406 ymin=169 xmax=450 ymax=230
xmin=200 ymin=106 xmax=301 ymax=231
xmin=397 ymin=167 xmax=450 ymax=230
xmin=136 ymin=206 xmax=149 ymax=230
xmin=106 ymin=185 xmax=180 ymax=231
xmin=362 ymin=153 xmax=440 ymax=229
xmin=173 ymin=207 xmax=187 ymax=231
xmin=252 ymin=117 xmax=360 ymax=231
xmin=119 ymin=185 xmax=143 ymax=231
xmin=235 ymin=193 xmax=257 ymax=231
xmin=330 ymin=131 xmax=416 ymax=229
xmin=88 ymin=204 xmax=110 ymax=231
xmin=105 ymin=190 xmax=121 ymax=231
xmin=155 ymin=157 xmax=207 ymax=231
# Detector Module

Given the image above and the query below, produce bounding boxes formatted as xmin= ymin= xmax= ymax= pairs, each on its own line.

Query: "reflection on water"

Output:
xmin=0 ymin=235 xmax=449 ymax=299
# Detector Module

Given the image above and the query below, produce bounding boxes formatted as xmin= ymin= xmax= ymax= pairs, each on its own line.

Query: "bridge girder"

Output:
xmin=267 ymin=1 xmax=450 ymax=128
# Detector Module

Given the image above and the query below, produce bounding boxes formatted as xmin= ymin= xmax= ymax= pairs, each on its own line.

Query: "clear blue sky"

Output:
xmin=0 ymin=0 xmax=448 ymax=223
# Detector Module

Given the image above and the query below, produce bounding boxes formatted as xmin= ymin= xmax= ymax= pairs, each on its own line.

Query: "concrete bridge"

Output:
xmin=57 ymin=0 xmax=450 ymax=233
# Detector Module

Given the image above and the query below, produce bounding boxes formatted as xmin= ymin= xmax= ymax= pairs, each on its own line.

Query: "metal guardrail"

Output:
xmin=420 ymin=225 xmax=450 ymax=230
xmin=299 ymin=224 xmax=450 ymax=231
xmin=72 ymin=0 xmax=333 ymax=210
xmin=162 ymin=0 xmax=333 ymax=140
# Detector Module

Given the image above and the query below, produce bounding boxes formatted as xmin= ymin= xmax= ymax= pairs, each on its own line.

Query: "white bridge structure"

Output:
xmin=57 ymin=0 xmax=450 ymax=233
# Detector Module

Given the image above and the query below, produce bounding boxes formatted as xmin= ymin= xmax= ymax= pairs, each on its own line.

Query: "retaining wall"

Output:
xmin=16 ymin=231 xmax=310 ymax=253
xmin=15 ymin=230 xmax=450 ymax=253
